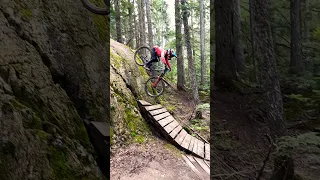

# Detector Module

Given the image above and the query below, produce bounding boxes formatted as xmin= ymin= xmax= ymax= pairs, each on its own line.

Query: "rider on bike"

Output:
xmin=144 ymin=46 xmax=177 ymax=73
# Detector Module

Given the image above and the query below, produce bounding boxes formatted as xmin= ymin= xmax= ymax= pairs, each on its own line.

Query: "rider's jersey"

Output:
xmin=153 ymin=46 xmax=171 ymax=69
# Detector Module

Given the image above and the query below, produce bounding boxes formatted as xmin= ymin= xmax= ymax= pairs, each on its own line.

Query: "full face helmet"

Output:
xmin=167 ymin=49 xmax=177 ymax=60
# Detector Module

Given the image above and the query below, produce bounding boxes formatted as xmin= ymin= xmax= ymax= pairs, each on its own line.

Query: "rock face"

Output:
xmin=0 ymin=0 xmax=108 ymax=179
xmin=110 ymin=39 xmax=153 ymax=150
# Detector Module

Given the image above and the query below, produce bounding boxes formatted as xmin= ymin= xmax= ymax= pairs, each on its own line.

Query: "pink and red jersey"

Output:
xmin=153 ymin=46 xmax=171 ymax=69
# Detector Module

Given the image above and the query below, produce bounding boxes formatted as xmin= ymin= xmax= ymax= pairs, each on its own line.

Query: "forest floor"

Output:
xmin=110 ymin=85 xmax=210 ymax=180
xmin=110 ymin=138 xmax=201 ymax=180
xmin=211 ymin=89 xmax=320 ymax=180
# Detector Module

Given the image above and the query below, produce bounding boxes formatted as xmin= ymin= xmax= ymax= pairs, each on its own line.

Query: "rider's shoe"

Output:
xmin=144 ymin=64 xmax=150 ymax=71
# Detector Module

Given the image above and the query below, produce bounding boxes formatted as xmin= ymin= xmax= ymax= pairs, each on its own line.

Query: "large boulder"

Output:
xmin=110 ymin=39 xmax=153 ymax=150
xmin=0 ymin=0 xmax=108 ymax=179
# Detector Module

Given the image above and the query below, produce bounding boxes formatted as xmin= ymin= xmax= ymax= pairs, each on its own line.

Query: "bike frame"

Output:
xmin=151 ymin=69 xmax=169 ymax=88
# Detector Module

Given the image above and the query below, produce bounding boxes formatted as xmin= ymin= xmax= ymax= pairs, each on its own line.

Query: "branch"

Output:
xmin=212 ymin=170 xmax=251 ymax=179
xmin=256 ymin=135 xmax=273 ymax=180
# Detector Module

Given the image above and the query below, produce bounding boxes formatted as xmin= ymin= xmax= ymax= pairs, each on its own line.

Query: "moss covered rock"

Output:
xmin=0 ymin=0 xmax=108 ymax=179
xmin=110 ymin=39 xmax=152 ymax=150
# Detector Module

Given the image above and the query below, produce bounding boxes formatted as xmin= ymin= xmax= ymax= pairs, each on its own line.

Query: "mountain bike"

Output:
xmin=134 ymin=46 xmax=172 ymax=97
xmin=80 ymin=0 xmax=110 ymax=15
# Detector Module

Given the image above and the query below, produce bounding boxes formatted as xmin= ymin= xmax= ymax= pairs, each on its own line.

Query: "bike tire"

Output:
xmin=80 ymin=0 xmax=109 ymax=15
xmin=145 ymin=77 xmax=165 ymax=97
xmin=134 ymin=46 xmax=152 ymax=66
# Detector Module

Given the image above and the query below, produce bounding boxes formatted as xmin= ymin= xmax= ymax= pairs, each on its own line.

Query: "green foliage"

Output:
xmin=276 ymin=132 xmax=320 ymax=155
xmin=196 ymin=103 xmax=210 ymax=111
xmin=166 ymin=105 xmax=176 ymax=114
xmin=284 ymin=91 xmax=319 ymax=121
xmin=134 ymin=135 xmax=145 ymax=143
xmin=190 ymin=119 xmax=209 ymax=132
xmin=312 ymin=27 xmax=320 ymax=41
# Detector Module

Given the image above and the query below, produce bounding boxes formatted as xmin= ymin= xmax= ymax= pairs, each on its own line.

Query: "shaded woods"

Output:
xmin=211 ymin=0 xmax=319 ymax=179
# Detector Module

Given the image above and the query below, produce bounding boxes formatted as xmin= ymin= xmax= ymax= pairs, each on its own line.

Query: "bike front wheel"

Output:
xmin=134 ymin=46 xmax=152 ymax=66
xmin=80 ymin=0 xmax=109 ymax=15
xmin=145 ymin=77 xmax=165 ymax=97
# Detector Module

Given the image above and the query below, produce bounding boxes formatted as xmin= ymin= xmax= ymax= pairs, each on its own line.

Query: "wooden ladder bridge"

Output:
xmin=137 ymin=100 xmax=210 ymax=180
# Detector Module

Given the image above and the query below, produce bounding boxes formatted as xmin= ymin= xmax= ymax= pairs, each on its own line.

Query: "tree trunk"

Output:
xmin=128 ymin=0 xmax=134 ymax=48
xmin=115 ymin=0 xmax=123 ymax=43
xmin=182 ymin=0 xmax=199 ymax=104
xmin=234 ymin=0 xmax=245 ymax=74
xmin=200 ymin=0 xmax=206 ymax=86
xmin=191 ymin=11 xmax=196 ymax=59
xmin=134 ymin=0 xmax=140 ymax=48
xmin=138 ymin=0 xmax=146 ymax=46
xmin=303 ymin=0 xmax=311 ymax=70
xmin=249 ymin=0 xmax=257 ymax=84
xmin=290 ymin=0 xmax=303 ymax=75
xmin=175 ymin=0 xmax=186 ymax=90
xmin=214 ymin=0 xmax=239 ymax=89
xmin=145 ymin=0 xmax=153 ymax=47
xmin=251 ymin=0 xmax=287 ymax=138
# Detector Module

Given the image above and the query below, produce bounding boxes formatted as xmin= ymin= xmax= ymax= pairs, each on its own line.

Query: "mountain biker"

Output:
xmin=144 ymin=46 xmax=177 ymax=73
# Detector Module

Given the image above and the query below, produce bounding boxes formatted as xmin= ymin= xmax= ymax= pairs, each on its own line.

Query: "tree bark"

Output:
xmin=303 ymin=0 xmax=311 ymax=69
xmin=138 ymin=0 xmax=146 ymax=46
xmin=128 ymin=0 xmax=134 ymax=48
xmin=249 ymin=0 xmax=257 ymax=84
xmin=234 ymin=0 xmax=245 ymax=74
xmin=251 ymin=0 xmax=287 ymax=138
xmin=214 ymin=0 xmax=239 ymax=89
xmin=145 ymin=0 xmax=153 ymax=47
xmin=115 ymin=0 xmax=123 ymax=43
xmin=134 ymin=0 xmax=140 ymax=48
xmin=182 ymin=0 xmax=199 ymax=104
xmin=290 ymin=0 xmax=303 ymax=75
xmin=175 ymin=0 xmax=186 ymax=90
xmin=200 ymin=0 xmax=206 ymax=86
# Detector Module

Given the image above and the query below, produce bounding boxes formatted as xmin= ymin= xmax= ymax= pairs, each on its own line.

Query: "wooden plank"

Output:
xmin=149 ymin=108 xmax=167 ymax=116
xmin=153 ymin=112 xmax=171 ymax=121
xmin=180 ymin=134 xmax=192 ymax=150
xmin=204 ymin=160 xmax=210 ymax=168
xmin=174 ymin=129 xmax=188 ymax=145
xmin=169 ymin=125 xmax=182 ymax=139
xmin=205 ymin=143 xmax=210 ymax=161
xmin=197 ymin=140 xmax=205 ymax=158
xmin=182 ymin=155 xmax=204 ymax=180
xmin=158 ymin=116 xmax=175 ymax=127
xmin=186 ymin=155 xmax=210 ymax=180
xmin=192 ymin=138 xmax=198 ymax=155
xmin=90 ymin=122 xmax=110 ymax=137
xmin=164 ymin=120 xmax=179 ymax=133
xmin=188 ymin=136 xmax=196 ymax=152
xmin=194 ymin=156 xmax=210 ymax=175
xmin=138 ymin=100 xmax=152 ymax=106
xmin=145 ymin=104 xmax=162 ymax=111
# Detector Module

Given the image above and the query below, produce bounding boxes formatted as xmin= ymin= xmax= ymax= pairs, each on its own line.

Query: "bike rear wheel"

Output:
xmin=145 ymin=77 xmax=165 ymax=97
xmin=134 ymin=46 xmax=152 ymax=66
xmin=80 ymin=0 xmax=109 ymax=15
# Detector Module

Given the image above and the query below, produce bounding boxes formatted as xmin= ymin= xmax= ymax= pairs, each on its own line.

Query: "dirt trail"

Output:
xmin=110 ymin=138 xmax=201 ymax=180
